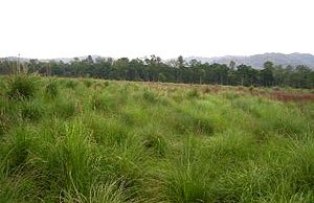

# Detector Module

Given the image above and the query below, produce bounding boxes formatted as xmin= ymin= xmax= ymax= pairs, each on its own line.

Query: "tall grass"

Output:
xmin=0 ymin=75 xmax=313 ymax=202
xmin=6 ymin=74 xmax=39 ymax=100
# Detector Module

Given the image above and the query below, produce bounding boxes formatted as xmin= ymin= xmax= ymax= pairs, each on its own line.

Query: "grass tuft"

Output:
xmin=7 ymin=74 xmax=38 ymax=100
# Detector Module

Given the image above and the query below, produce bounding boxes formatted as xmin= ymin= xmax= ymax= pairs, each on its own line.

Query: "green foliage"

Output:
xmin=2 ymin=55 xmax=314 ymax=88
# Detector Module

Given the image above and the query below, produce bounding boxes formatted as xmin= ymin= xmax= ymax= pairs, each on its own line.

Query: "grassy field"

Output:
xmin=0 ymin=74 xmax=314 ymax=203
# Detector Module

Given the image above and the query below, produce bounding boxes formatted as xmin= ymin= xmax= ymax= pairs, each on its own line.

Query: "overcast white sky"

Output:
xmin=0 ymin=0 xmax=313 ymax=59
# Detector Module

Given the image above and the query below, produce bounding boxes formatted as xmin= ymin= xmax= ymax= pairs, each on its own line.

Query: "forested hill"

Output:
xmin=1 ymin=55 xmax=314 ymax=88
xmin=186 ymin=53 xmax=314 ymax=69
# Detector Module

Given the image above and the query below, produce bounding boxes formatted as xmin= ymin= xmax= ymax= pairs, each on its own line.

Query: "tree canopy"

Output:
xmin=1 ymin=56 xmax=313 ymax=88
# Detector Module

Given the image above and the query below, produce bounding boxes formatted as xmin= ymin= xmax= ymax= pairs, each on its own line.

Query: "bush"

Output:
xmin=7 ymin=75 xmax=38 ymax=100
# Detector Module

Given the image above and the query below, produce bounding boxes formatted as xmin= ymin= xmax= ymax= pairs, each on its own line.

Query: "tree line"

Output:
xmin=1 ymin=55 xmax=313 ymax=88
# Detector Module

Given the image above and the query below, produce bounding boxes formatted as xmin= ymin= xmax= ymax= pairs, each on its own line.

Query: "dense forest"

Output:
xmin=1 ymin=55 xmax=314 ymax=88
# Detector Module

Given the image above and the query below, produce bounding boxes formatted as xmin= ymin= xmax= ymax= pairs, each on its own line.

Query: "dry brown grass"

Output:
xmin=270 ymin=91 xmax=314 ymax=103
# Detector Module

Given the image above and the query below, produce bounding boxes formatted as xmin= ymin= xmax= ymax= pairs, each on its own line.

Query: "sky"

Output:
xmin=1 ymin=0 xmax=314 ymax=59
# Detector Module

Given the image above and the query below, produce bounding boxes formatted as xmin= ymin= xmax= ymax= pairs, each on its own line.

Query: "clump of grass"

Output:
xmin=142 ymin=132 xmax=167 ymax=157
xmin=104 ymin=81 xmax=110 ymax=87
xmin=28 ymin=121 xmax=100 ymax=201
xmin=168 ymin=110 xmax=214 ymax=135
xmin=65 ymin=80 xmax=77 ymax=89
xmin=0 ymin=78 xmax=7 ymax=96
xmin=7 ymin=74 xmax=38 ymax=100
xmin=277 ymin=138 xmax=314 ymax=195
xmin=45 ymin=81 xmax=58 ymax=98
xmin=89 ymin=92 xmax=118 ymax=112
xmin=5 ymin=126 xmax=33 ymax=174
xmin=53 ymin=98 xmax=77 ymax=119
xmin=158 ymin=137 xmax=212 ymax=202
xmin=20 ymin=100 xmax=44 ymax=121
xmin=100 ymin=135 xmax=149 ymax=199
xmin=89 ymin=181 xmax=127 ymax=203
xmin=251 ymin=103 xmax=310 ymax=138
xmin=0 ymin=111 xmax=9 ymax=137
xmin=187 ymin=89 xmax=200 ymax=98
xmin=194 ymin=116 xmax=214 ymax=135
xmin=223 ymin=92 xmax=240 ymax=100
xmin=249 ymin=85 xmax=254 ymax=93
xmin=203 ymin=86 xmax=211 ymax=94
xmin=83 ymin=79 xmax=93 ymax=88
xmin=272 ymin=86 xmax=281 ymax=91
xmin=142 ymin=90 xmax=158 ymax=103
xmin=85 ymin=115 xmax=129 ymax=145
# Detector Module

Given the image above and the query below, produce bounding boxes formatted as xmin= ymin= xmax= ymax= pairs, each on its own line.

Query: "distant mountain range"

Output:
xmin=186 ymin=53 xmax=314 ymax=68
xmin=2 ymin=53 xmax=314 ymax=69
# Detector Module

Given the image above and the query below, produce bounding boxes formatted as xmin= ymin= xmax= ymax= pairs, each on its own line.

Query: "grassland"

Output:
xmin=0 ymin=74 xmax=313 ymax=203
